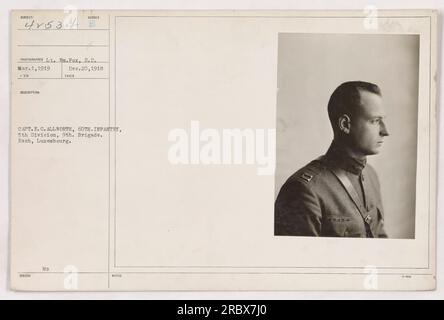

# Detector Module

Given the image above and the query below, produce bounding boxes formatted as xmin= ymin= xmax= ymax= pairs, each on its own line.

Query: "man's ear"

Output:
xmin=338 ymin=114 xmax=351 ymax=134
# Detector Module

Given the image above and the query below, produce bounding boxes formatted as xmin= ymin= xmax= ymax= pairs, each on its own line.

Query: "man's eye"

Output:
xmin=371 ymin=119 xmax=380 ymax=124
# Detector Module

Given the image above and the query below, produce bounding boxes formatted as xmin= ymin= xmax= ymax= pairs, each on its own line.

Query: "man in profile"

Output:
xmin=275 ymin=81 xmax=389 ymax=238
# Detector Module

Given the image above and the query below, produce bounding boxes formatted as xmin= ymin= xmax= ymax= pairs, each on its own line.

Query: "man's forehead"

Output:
xmin=357 ymin=90 xmax=385 ymax=117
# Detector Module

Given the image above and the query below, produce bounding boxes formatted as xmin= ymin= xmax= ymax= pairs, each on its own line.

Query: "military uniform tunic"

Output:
xmin=275 ymin=141 xmax=388 ymax=238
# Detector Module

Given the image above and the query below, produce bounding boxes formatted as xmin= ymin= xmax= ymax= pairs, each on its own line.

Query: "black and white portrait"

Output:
xmin=274 ymin=33 xmax=419 ymax=239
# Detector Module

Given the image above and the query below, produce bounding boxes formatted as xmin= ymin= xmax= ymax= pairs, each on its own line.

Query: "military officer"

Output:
xmin=275 ymin=81 xmax=389 ymax=238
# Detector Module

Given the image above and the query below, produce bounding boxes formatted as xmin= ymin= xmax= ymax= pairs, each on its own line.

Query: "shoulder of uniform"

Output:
xmin=290 ymin=159 xmax=326 ymax=185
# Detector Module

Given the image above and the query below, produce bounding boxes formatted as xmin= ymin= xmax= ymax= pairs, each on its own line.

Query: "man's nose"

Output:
xmin=380 ymin=120 xmax=389 ymax=137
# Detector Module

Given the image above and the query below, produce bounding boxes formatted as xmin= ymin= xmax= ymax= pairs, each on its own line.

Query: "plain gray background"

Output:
xmin=275 ymin=33 xmax=419 ymax=239
xmin=1 ymin=0 xmax=443 ymax=300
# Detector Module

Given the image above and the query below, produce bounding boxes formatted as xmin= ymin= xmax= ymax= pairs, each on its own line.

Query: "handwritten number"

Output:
xmin=45 ymin=20 xmax=54 ymax=29
xmin=24 ymin=20 xmax=34 ymax=30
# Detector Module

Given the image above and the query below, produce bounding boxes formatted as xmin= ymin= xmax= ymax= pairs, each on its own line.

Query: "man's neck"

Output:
xmin=333 ymin=138 xmax=366 ymax=161
xmin=326 ymin=139 xmax=368 ymax=175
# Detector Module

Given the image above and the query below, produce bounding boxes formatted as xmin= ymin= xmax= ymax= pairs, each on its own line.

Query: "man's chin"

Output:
xmin=368 ymin=148 xmax=381 ymax=155
xmin=361 ymin=147 xmax=381 ymax=156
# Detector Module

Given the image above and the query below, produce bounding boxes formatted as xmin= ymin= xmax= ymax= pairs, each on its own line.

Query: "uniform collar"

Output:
xmin=324 ymin=140 xmax=367 ymax=175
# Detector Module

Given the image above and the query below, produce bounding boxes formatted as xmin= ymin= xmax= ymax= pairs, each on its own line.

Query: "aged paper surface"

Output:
xmin=10 ymin=10 xmax=437 ymax=291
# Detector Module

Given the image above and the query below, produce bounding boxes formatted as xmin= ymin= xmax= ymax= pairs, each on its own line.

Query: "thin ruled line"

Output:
xmin=17 ymin=28 xmax=109 ymax=31
xmin=114 ymin=265 xmax=430 ymax=269
xmin=114 ymin=14 xmax=117 ymax=269
xmin=115 ymin=15 xmax=432 ymax=19
xmin=19 ymin=272 xmax=108 ymax=274
xmin=110 ymin=12 xmax=425 ymax=31
xmin=108 ymin=13 xmax=111 ymax=290
xmin=427 ymin=17 xmax=432 ymax=268
xmin=17 ymin=61 xmax=109 ymax=63
xmin=17 ymin=271 xmax=435 ymax=276
xmin=115 ymin=272 xmax=434 ymax=275
xmin=17 ymin=44 xmax=109 ymax=47
xmin=17 ymin=77 xmax=109 ymax=80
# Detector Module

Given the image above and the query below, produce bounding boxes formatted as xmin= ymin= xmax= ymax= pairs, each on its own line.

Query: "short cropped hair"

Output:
xmin=327 ymin=81 xmax=381 ymax=132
